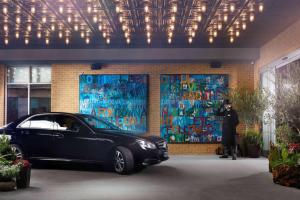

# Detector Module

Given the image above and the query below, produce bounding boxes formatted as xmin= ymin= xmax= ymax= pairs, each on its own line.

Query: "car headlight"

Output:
xmin=137 ymin=139 xmax=157 ymax=150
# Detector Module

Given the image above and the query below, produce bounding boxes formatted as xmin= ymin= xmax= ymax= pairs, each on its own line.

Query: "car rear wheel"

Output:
xmin=114 ymin=147 xmax=134 ymax=175
xmin=11 ymin=144 xmax=24 ymax=160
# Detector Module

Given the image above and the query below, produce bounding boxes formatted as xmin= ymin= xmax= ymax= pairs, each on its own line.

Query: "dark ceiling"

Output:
xmin=0 ymin=0 xmax=300 ymax=49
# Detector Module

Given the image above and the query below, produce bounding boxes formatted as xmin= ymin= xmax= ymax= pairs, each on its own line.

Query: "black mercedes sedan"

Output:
xmin=0 ymin=113 xmax=169 ymax=174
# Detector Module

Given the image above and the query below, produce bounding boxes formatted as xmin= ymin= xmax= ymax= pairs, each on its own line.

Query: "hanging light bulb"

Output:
xmin=172 ymin=5 xmax=177 ymax=13
xmin=145 ymin=16 xmax=150 ymax=22
xmin=42 ymin=16 xmax=47 ymax=23
xmin=59 ymin=5 xmax=64 ymax=14
xmin=213 ymin=30 xmax=218 ymax=37
xmin=65 ymin=38 xmax=70 ymax=45
xmin=230 ymin=3 xmax=235 ymax=12
xmin=59 ymin=31 xmax=63 ymax=38
xmin=116 ymin=5 xmax=120 ymax=13
xmin=218 ymin=22 xmax=222 ymax=30
xmin=188 ymin=37 xmax=192 ymax=44
xmin=197 ymin=14 xmax=202 ymax=22
xmin=87 ymin=5 xmax=92 ymax=14
xmin=45 ymin=38 xmax=50 ymax=45
xmin=170 ymin=24 xmax=174 ymax=30
xmin=4 ymin=38 xmax=9 ymax=45
xmin=15 ymin=31 xmax=20 ymax=39
xmin=168 ymin=32 xmax=173 ymax=38
xmin=193 ymin=24 xmax=198 ymax=30
xmin=25 ymin=38 xmax=29 ymax=45
xmin=201 ymin=3 xmax=206 ymax=12
xmin=3 ymin=6 xmax=8 ymax=14
xmin=85 ymin=37 xmax=90 ymax=44
xmin=93 ymin=15 xmax=98 ymax=23
xmin=250 ymin=13 xmax=255 ymax=22
xmin=230 ymin=36 xmax=234 ymax=43
xmin=147 ymin=31 xmax=151 ymax=38
xmin=236 ymin=30 xmax=240 ymax=37
xmin=168 ymin=37 xmax=172 ymax=44
xmin=209 ymin=36 xmax=214 ymax=43
xmin=191 ymin=31 xmax=195 ymax=38
xmin=81 ymin=31 xmax=85 ymax=38
xmin=259 ymin=3 xmax=264 ymax=12
xmin=3 ymin=24 xmax=8 ymax=32
xmin=31 ymin=6 xmax=36 ymax=14
xmin=106 ymin=38 xmax=110 ymax=44
xmin=67 ymin=16 xmax=72 ymax=23
xmin=223 ymin=14 xmax=228 ymax=22
xmin=16 ymin=16 xmax=21 ymax=24
xmin=51 ymin=24 xmax=55 ymax=31
xmin=242 ymin=22 xmax=247 ymax=30
xmin=126 ymin=38 xmax=130 ymax=44
xmin=171 ymin=15 xmax=176 ymax=23
xmin=144 ymin=5 xmax=149 ymax=13
xmin=74 ymin=24 xmax=79 ymax=31
xmin=119 ymin=16 xmax=123 ymax=23
xmin=103 ymin=32 xmax=107 ymax=38
xmin=37 ymin=31 xmax=42 ymax=38
xmin=98 ymin=24 xmax=102 ymax=31
xmin=27 ymin=24 xmax=32 ymax=32
xmin=147 ymin=38 xmax=151 ymax=44
xmin=146 ymin=24 xmax=151 ymax=31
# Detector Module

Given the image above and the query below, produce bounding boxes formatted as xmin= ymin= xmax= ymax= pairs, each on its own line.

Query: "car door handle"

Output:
xmin=21 ymin=130 xmax=30 ymax=135
xmin=54 ymin=133 xmax=64 ymax=139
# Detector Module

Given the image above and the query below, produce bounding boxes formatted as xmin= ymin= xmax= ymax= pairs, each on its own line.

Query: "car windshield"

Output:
xmin=79 ymin=114 xmax=121 ymax=131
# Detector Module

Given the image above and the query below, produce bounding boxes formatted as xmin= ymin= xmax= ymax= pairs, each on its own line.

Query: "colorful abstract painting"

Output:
xmin=160 ymin=74 xmax=229 ymax=143
xmin=79 ymin=74 xmax=148 ymax=133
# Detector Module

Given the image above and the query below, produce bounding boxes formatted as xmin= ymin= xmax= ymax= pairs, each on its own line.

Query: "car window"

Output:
xmin=54 ymin=115 xmax=82 ymax=132
xmin=19 ymin=115 xmax=54 ymax=130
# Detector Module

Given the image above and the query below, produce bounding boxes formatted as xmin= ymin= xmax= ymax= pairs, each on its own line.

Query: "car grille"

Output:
xmin=156 ymin=140 xmax=168 ymax=150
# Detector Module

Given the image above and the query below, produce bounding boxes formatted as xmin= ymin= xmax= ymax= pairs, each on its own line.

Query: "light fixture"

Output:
xmin=209 ymin=36 xmax=213 ymax=43
xmin=230 ymin=3 xmax=235 ymax=12
xmin=147 ymin=37 xmax=151 ymax=44
xmin=250 ymin=13 xmax=255 ymax=22
xmin=197 ymin=15 xmax=202 ymax=22
xmin=4 ymin=38 xmax=9 ymax=45
xmin=106 ymin=38 xmax=110 ymax=44
xmin=45 ymin=38 xmax=50 ymax=45
xmin=188 ymin=37 xmax=192 ymax=44
xmin=15 ymin=31 xmax=20 ymax=39
xmin=65 ymin=38 xmax=70 ymax=45
xmin=37 ymin=31 xmax=42 ymax=38
xmin=126 ymin=38 xmax=130 ymax=44
xmin=168 ymin=38 xmax=172 ymax=44
xmin=25 ymin=38 xmax=29 ymax=45
xmin=259 ymin=3 xmax=264 ymax=12
xmin=230 ymin=36 xmax=234 ymax=43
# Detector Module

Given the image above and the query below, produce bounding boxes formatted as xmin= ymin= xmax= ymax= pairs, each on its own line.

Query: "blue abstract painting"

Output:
xmin=79 ymin=74 xmax=148 ymax=133
xmin=160 ymin=74 xmax=229 ymax=143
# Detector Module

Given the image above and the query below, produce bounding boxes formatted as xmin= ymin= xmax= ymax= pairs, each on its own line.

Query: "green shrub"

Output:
xmin=244 ymin=130 xmax=263 ymax=148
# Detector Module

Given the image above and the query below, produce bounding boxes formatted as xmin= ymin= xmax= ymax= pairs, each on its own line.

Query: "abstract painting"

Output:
xmin=79 ymin=74 xmax=148 ymax=134
xmin=160 ymin=74 xmax=229 ymax=143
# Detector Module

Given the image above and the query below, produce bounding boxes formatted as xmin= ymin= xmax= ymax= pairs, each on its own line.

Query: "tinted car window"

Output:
xmin=54 ymin=115 xmax=82 ymax=132
xmin=19 ymin=115 xmax=54 ymax=130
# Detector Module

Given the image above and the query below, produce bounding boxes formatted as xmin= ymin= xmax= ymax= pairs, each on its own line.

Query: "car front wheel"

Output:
xmin=114 ymin=146 xmax=134 ymax=175
xmin=11 ymin=144 xmax=25 ymax=160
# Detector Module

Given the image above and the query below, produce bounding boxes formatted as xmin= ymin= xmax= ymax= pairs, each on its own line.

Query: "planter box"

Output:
xmin=272 ymin=165 xmax=300 ymax=188
xmin=16 ymin=165 xmax=31 ymax=189
xmin=0 ymin=181 xmax=16 ymax=191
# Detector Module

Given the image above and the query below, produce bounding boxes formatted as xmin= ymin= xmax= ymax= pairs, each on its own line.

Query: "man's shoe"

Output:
xmin=219 ymin=155 xmax=229 ymax=158
xmin=232 ymin=154 xmax=237 ymax=160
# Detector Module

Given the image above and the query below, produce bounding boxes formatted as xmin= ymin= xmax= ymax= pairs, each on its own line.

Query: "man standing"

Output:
xmin=216 ymin=99 xmax=239 ymax=160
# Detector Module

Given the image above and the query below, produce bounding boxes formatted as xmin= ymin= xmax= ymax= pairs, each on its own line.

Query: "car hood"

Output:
xmin=95 ymin=129 xmax=164 ymax=143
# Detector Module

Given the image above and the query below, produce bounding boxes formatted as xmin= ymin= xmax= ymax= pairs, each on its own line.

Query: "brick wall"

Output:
xmin=0 ymin=66 xmax=5 ymax=126
xmin=52 ymin=63 xmax=253 ymax=154
xmin=254 ymin=18 xmax=300 ymax=88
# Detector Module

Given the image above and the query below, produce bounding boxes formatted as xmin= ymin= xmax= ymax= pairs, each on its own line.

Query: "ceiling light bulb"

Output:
xmin=197 ymin=15 xmax=202 ymax=22
xmin=213 ymin=30 xmax=218 ymax=37
xmin=45 ymin=38 xmax=50 ymax=45
xmin=125 ymin=32 xmax=129 ymax=38
xmin=230 ymin=36 xmax=234 ymax=43
xmin=59 ymin=31 xmax=63 ymax=38
xmin=86 ymin=38 xmax=90 ymax=44
xmin=65 ymin=38 xmax=69 ymax=45
xmin=4 ymin=38 xmax=9 ymax=45
xmin=81 ymin=32 xmax=85 ymax=38
xmin=146 ymin=24 xmax=150 ymax=30
xmin=87 ymin=5 xmax=92 ymax=14
xmin=224 ymin=14 xmax=228 ymax=22
xmin=144 ymin=5 xmax=149 ymax=13
xmin=172 ymin=5 xmax=177 ymax=13
xmin=51 ymin=24 xmax=55 ymax=31
xmin=106 ymin=38 xmax=110 ymax=44
xmin=201 ymin=4 xmax=206 ymax=12
xmin=191 ymin=31 xmax=195 ymax=38
xmin=209 ymin=36 xmax=213 ymax=43
xmin=93 ymin=15 xmax=98 ymax=23
xmin=98 ymin=24 xmax=102 ymax=31
xmin=230 ymin=3 xmax=235 ymax=12
xmin=242 ymin=22 xmax=247 ymax=30
xmin=31 ymin=6 xmax=36 ymax=14
xmin=15 ymin=31 xmax=20 ymax=39
xmin=3 ymin=24 xmax=8 ymax=32
xmin=193 ymin=24 xmax=198 ymax=30
xmin=168 ymin=32 xmax=173 ymax=37
xmin=59 ymin=5 xmax=63 ymax=14
xmin=126 ymin=38 xmax=130 ymax=44
xmin=236 ymin=30 xmax=240 ymax=37
xmin=42 ymin=16 xmax=47 ymax=23
xmin=3 ymin=6 xmax=8 ymax=14
xmin=116 ymin=5 xmax=120 ymax=13
xmin=170 ymin=24 xmax=174 ymax=30
xmin=119 ymin=16 xmax=123 ymax=23
xmin=250 ymin=13 xmax=255 ymax=22
xmin=103 ymin=32 xmax=107 ymax=38
xmin=168 ymin=38 xmax=172 ymax=44
xmin=259 ymin=3 xmax=264 ymax=12
xmin=188 ymin=37 xmax=192 ymax=44
xmin=74 ymin=24 xmax=79 ymax=31
xmin=37 ymin=31 xmax=42 ymax=38
xmin=218 ymin=22 xmax=222 ymax=30
xmin=16 ymin=16 xmax=21 ymax=24
xmin=171 ymin=15 xmax=175 ymax=22
xmin=67 ymin=16 xmax=72 ymax=23
xmin=147 ymin=32 xmax=151 ymax=38
xmin=25 ymin=38 xmax=29 ymax=45
xmin=27 ymin=25 xmax=32 ymax=32
xmin=145 ymin=16 xmax=150 ymax=22
xmin=147 ymin=38 xmax=151 ymax=44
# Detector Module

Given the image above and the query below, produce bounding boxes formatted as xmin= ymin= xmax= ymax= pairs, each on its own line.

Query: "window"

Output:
xmin=19 ymin=115 xmax=54 ymax=130
xmin=6 ymin=65 xmax=51 ymax=123
xmin=53 ymin=115 xmax=82 ymax=132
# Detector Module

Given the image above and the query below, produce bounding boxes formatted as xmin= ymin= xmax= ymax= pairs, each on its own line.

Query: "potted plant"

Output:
xmin=0 ymin=135 xmax=20 ymax=191
xmin=15 ymin=159 xmax=31 ymax=189
xmin=244 ymin=130 xmax=263 ymax=158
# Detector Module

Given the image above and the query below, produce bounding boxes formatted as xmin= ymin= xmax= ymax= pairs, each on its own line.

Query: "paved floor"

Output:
xmin=1 ymin=155 xmax=299 ymax=200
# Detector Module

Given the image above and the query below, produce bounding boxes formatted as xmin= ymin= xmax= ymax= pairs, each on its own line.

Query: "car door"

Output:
xmin=17 ymin=115 xmax=54 ymax=158
xmin=52 ymin=114 xmax=99 ymax=161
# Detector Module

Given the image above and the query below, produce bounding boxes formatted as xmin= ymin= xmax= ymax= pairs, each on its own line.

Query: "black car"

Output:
xmin=0 ymin=113 xmax=169 ymax=174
